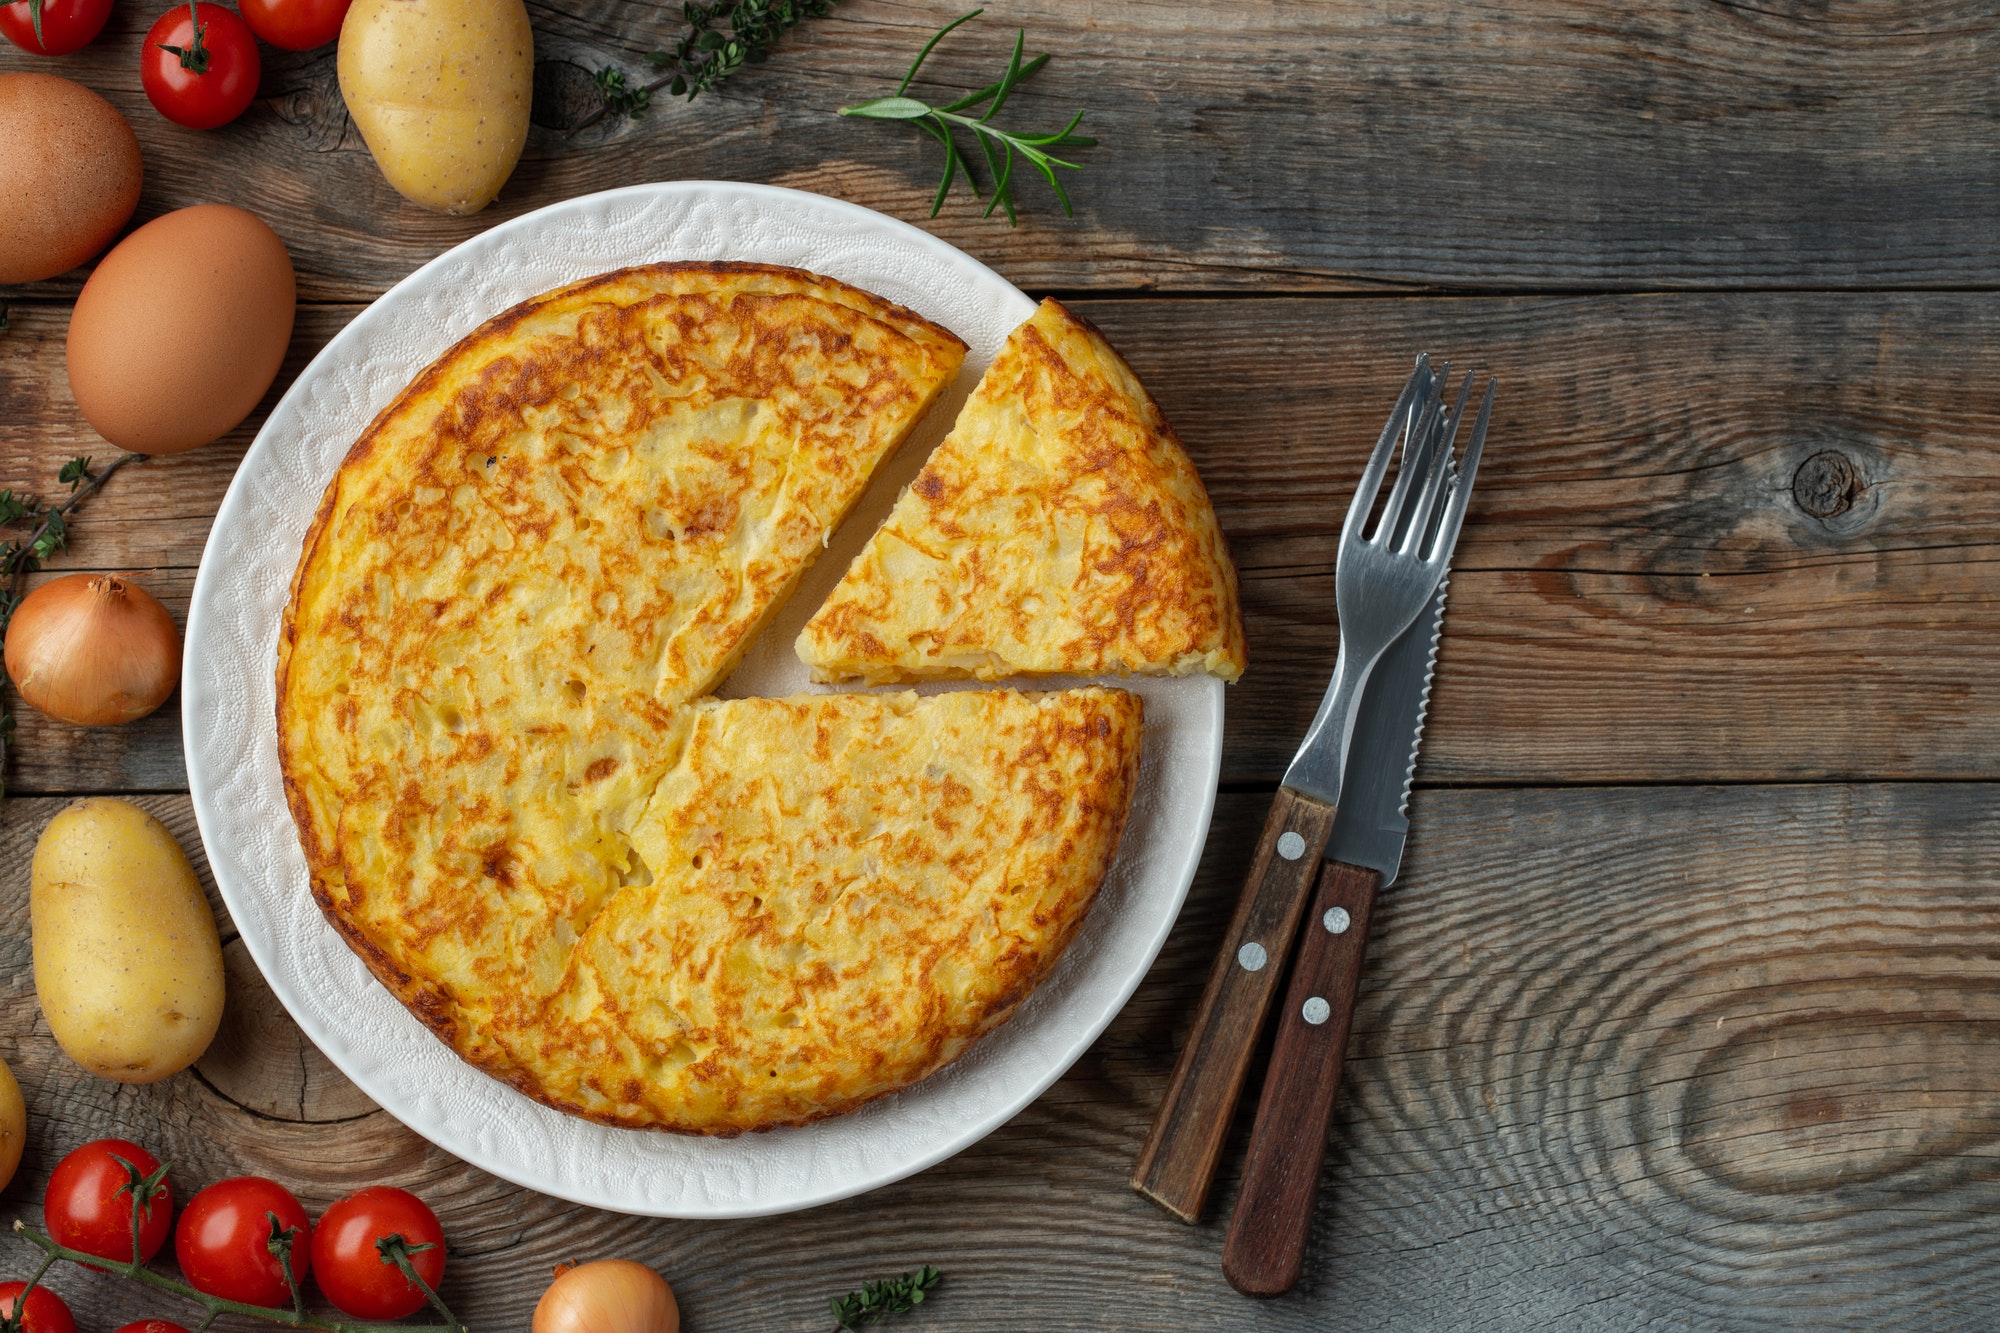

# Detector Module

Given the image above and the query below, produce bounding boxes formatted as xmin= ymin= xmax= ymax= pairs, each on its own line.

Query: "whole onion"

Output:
xmin=533 ymin=1260 xmax=679 ymax=1333
xmin=3 ymin=573 xmax=181 ymax=726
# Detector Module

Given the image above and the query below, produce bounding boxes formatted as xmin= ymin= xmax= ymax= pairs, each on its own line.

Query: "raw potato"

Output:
xmin=338 ymin=0 xmax=533 ymax=215
xmin=32 ymin=799 xmax=225 ymax=1084
xmin=0 ymin=1058 xmax=23 ymax=1191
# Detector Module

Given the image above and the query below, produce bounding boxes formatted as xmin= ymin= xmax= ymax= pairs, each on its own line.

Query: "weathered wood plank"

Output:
xmin=1089 ymin=293 xmax=2000 ymax=785
xmin=5 ymin=292 xmax=1996 ymax=791
xmin=3 ymin=0 xmax=1998 ymax=300
xmin=2 ymin=787 xmax=1994 ymax=1329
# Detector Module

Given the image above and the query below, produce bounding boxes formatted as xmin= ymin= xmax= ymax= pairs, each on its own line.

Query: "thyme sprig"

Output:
xmin=5 ymin=1157 xmax=468 ymax=1333
xmin=829 ymin=1265 xmax=942 ymax=1330
xmin=840 ymin=10 xmax=1093 ymax=224
xmin=582 ymin=0 xmax=837 ymax=130
xmin=0 ymin=452 xmax=143 ymax=797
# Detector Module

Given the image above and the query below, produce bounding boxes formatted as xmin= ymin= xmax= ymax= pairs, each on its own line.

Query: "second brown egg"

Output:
xmin=65 ymin=205 xmax=297 ymax=457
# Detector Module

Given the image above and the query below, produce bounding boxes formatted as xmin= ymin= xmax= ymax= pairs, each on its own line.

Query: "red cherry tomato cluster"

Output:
xmin=1 ymin=0 xmax=353 ymax=130
xmin=23 ymin=1139 xmax=447 ymax=1323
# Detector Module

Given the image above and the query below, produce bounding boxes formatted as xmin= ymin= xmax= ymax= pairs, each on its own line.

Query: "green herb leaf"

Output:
xmin=841 ymin=97 xmax=932 ymax=121
xmin=830 ymin=1266 xmax=942 ymax=1330
xmin=57 ymin=457 xmax=90 ymax=490
xmin=30 ymin=509 xmax=65 ymax=561
xmin=593 ymin=66 xmax=653 ymax=119
xmin=839 ymin=11 xmax=1093 ymax=225
xmin=583 ymin=0 xmax=836 ymax=130
xmin=0 ymin=302 xmax=10 ymax=332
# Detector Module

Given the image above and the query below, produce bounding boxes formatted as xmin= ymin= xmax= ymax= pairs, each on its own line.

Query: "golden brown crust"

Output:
xmin=276 ymin=265 xmax=1144 ymax=1134
xmin=796 ymin=297 xmax=1248 ymax=685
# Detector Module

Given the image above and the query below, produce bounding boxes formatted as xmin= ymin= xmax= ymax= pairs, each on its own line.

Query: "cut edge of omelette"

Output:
xmin=795 ymin=297 xmax=1247 ymax=686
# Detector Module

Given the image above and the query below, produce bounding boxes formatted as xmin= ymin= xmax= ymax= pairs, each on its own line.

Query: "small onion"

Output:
xmin=4 ymin=573 xmax=181 ymax=726
xmin=533 ymin=1260 xmax=679 ymax=1333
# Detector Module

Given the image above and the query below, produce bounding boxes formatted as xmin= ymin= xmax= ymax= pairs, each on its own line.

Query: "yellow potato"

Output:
xmin=338 ymin=0 xmax=533 ymax=215
xmin=0 ymin=1058 xmax=24 ymax=1191
xmin=32 ymin=798 xmax=224 ymax=1084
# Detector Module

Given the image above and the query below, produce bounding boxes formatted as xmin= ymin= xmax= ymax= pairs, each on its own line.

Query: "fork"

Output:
xmin=1130 ymin=355 xmax=1490 ymax=1225
xmin=1283 ymin=358 xmax=1487 ymax=806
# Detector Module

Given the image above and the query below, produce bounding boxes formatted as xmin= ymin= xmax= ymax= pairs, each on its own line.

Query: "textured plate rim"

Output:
xmin=184 ymin=181 xmax=1222 ymax=1218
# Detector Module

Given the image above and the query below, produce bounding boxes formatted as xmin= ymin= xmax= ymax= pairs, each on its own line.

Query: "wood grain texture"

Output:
xmin=1132 ymin=789 xmax=1335 ymax=1223
xmin=1222 ymin=860 xmax=1380 ymax=1297
xmin=1 ymin=788 xmax=1995 ymax=1330
xmin=3 ymin=1 xmax=1999 ymax=300
xmin=4 ymin=293 xmax=1996 ymax=792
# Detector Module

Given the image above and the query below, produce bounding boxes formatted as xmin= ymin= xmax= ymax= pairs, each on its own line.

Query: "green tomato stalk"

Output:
xmin=155 ymin=0 xmax=212 ymax=74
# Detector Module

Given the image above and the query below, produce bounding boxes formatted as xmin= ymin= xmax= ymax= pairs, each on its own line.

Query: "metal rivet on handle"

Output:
xmin=1323 ymin=907 xmax=1351 ymax=935
xmin=1237 ymin=942 xmax=1268 ymax=972
xmin=1276 ymin=832 xmax=1306 ymax=861
xmin=1302 ymin=997 xmax=1331 ymax=1025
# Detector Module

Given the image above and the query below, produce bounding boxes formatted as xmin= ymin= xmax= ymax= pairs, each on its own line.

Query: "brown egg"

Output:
xmin=0 ymin=73 xmax=144 ymax=285
xmin=65 ymin=205 xmax=297 ymax=456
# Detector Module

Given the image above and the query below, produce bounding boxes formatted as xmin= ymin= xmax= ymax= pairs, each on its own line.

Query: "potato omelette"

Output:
xmin=278 ymin=263 xmax=1150 ymax=1133
xmin=798 ymin=298 xmax=1248 ymax=685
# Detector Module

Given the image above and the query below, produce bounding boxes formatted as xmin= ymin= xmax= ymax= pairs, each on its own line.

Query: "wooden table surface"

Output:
xmin=5 ymin=2 xmax=1999 ymax=1328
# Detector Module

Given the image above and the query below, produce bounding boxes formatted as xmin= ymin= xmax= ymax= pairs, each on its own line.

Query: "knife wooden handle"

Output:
xmin=1131 ymin=788 xmax=1337 ymax=1223
xmin=1221 ymin=859 xmax=1381 ymax=1296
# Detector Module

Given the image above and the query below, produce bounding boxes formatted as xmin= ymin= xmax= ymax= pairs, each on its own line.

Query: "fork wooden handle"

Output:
xmin=1130 ymin=788 xmax=1337 ymax=1223
xmin=1222 ymin=859 xmax=1381 ymax=1296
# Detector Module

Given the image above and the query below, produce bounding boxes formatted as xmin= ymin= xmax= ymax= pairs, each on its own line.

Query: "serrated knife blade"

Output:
xmin=1325 ymin=575 xmax=1446 ymax=886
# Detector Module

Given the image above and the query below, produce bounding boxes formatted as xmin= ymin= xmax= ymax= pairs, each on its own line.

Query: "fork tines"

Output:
xmin=1354 ymin=355 xmax=1493 ymax=566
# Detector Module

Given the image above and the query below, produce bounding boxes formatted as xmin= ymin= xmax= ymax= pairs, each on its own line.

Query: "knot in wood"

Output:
xmin=531 ymin=60 xmax=606 ymax=132
xmin=1791 ymin=450 xmax=1861 ymax=520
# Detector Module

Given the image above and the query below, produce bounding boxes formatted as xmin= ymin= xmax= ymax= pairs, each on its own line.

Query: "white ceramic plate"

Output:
xmin=183 ymin=182 xmax=1221 ymax=1218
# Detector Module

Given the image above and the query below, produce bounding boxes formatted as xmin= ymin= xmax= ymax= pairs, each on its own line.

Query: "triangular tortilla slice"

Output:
xmin=797 ymin=298 xmax=1246 ymax=684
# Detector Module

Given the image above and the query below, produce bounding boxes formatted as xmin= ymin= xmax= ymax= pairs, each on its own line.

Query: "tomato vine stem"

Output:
xmin=8 ymin=1221 xmax=472 ymax=1333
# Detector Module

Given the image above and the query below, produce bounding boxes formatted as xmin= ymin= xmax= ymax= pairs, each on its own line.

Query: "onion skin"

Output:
xmin=532 ymin=1261 xmax=678 ymax=1333
xmin=4 ymin=574 xmax=181 ymax=726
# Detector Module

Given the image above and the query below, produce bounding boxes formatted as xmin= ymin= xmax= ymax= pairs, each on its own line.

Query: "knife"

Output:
xmin=1220 ymin=576 xmax=1448 ymax=1296
xmin=1131 ymin=359 xmax=1484 ymax=1226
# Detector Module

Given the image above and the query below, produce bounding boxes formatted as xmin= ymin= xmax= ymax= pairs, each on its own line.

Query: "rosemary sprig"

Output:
xmin=0 ymin=452 xmax=144 ymax=797
xmin=6 ymin=1163 xmax=468 ymax=1333
xmin=829 ymin=1266 xmax=941 ymax=1330
xmin=839 ymin=10 xmax=1093 ymax=225
xmin=581 ymin=0 xmax=837 ymax=130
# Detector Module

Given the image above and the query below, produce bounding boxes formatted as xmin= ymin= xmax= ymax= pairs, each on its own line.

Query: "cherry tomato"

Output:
xmin=114 ymin=1323 xmax=192 ymax=1333
xmin=141 ymin=1 xmax=260 ymax=130
xmin=44 ymin=1139 xmax=173 ymax=1266
xmin=237 ymin=0 xmax=348 ymax=50
xmin=311 ymin=1187 xmax=445 ymax=1320
xmin=0 ymin=0 xmax=112 ymax=54
xmin=174 ymin=1176 xmax=313 ymax=1308
xmin=0 ymin=1284 xmax=76 ymax=1333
